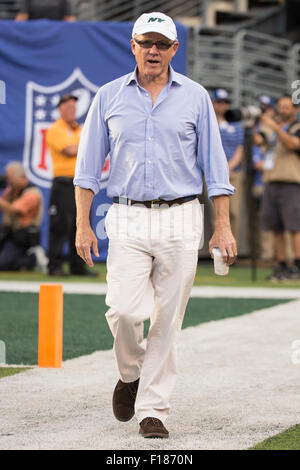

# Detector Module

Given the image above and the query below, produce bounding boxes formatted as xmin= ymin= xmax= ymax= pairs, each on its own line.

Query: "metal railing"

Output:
xmin=0 ymin=0 xmax=19 ymax=19
xmin=289 ymin=43 xmax=300 ymax=87
xmin=189 ymin=27 xmax=299 ymax=106
xmin=75 ymin=0 xmax=204 ymax=22
xmin=74 ymin=0 xmax=284 ymax=26
xmin=233 ymin=30 xmax=291 ymax=105
xmin=188 ymin=26 xmax=237 ymax=99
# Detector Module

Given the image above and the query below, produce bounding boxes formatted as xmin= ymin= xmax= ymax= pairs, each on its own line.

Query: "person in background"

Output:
xmin=251 ymin=144 xmax=273 ymax=261
xmin=46 ymin=94 xmax=96 ymax=276
xmin=211 ymin=89 xmax=244 ymax=242
xmin=255 ymin=95 xmax=277 ymax=155
xmin=0 ymin=161 xmax=45 ymax=271
xmin=253 ymin=95 xmax=300 ymax=281
xmin=15 ymin=0 xmax=75 ymax=21
xmin=258 ymin=95 xmax=275 ymax=116
xmin=251 ymin=96 xmax=276 ymax=262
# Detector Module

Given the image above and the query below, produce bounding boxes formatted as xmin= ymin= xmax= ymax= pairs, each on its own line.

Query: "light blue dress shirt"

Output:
xmin=74 ymin=66 xmax=235 ymax=200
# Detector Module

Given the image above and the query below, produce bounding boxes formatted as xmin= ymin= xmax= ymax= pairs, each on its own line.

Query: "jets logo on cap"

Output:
xmin=147 ymin=17 xmax=165 ymax=23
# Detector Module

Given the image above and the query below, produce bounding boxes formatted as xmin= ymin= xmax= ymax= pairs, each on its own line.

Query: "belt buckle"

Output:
xmin=118 ymin=196 xmax=130 ymax=206
xmin=151 ymin=199 xmax=160 ymax=209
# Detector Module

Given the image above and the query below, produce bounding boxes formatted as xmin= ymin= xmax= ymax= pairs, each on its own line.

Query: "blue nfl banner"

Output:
xmin=23 ymin=68 xmax=100 ymax=189
xmin=0 ymin=20 xmax=188 ymax=261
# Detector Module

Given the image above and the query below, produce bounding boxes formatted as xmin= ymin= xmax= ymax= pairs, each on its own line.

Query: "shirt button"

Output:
xmin=148 ymin=160 xmax=151 ymax=163
xmin=147 ymin=184 xmax=151 ymax=187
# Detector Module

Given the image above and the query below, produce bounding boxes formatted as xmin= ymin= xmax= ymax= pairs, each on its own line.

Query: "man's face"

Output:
xmin=59 ymin=98 xmax=77 ymax=123
xmin=213 ymin=100 xmax=229 ymax=117
xmin=277 ymin=97 xmax=298 ymax=122
xmin=131 ymin=32 xmax=179 ymax=79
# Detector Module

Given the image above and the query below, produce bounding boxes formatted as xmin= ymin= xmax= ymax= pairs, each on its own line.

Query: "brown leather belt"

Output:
xmin=113 ymin=195 xmax=197 ymax=209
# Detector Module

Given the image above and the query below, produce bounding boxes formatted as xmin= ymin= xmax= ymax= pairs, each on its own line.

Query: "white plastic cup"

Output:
xmin=212 ymin=247 xmax=229 ymax=276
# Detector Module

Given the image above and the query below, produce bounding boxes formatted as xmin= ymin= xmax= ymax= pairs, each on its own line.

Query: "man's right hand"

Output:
xmin=75 ymin=225 xmax=99 ymax=267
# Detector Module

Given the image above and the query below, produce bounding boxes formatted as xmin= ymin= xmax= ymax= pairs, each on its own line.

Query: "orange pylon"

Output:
xmin=38 ymin=284 xmax=63 ymax=368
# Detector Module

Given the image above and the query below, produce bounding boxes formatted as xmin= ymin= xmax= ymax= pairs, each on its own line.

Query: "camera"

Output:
xmin=225 ymin=105 xmax=262 ymax=124
xmin=0 ymin=175 xmax=7 ymax=189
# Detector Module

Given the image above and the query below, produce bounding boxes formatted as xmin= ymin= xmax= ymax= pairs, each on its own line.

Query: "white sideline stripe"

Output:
xmin=0 ymin=281 xmax=107 ymax=295
xmin=0 ymin=281 xmax=300 ymax=298
xmin=191 ymin=285 xmax=300 ymax=298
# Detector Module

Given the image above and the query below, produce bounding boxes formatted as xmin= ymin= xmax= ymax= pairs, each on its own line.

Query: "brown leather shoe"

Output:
xmin=112 ymin=378 xmax=139 ymax=422
xmin=139 ymin=417 xmax=169 ymax=438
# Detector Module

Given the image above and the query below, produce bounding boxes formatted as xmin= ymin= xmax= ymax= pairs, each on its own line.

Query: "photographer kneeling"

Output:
xmin=0 ymin=161 xmax=43 ymax=271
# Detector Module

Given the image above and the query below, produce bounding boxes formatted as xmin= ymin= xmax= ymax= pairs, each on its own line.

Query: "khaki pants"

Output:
xmin=104 ymin=199 xmax=203 ymax=424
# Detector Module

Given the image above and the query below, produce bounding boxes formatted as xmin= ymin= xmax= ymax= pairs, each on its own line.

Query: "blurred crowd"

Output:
xmin=210 ymin=89 xmax=300 ymax=281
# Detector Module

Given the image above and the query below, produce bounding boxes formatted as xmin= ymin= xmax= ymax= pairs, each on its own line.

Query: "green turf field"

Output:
xmin=0 ymin=367 xmax=31 ymax=378
xmin=250 ymin=424 xmax=300 ymax=450
xmin=0 ymin=262 xmax=300 ymax=288
xmin=0 ymin=291 xmax=293 ymax=365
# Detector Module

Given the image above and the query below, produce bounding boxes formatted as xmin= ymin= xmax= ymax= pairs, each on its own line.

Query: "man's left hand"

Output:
xmin=209 ymin=225 xmax=237 ymax=265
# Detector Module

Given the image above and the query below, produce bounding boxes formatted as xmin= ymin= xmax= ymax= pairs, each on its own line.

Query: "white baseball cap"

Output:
xmin=132 ymin=12 xmax=177 ymax=41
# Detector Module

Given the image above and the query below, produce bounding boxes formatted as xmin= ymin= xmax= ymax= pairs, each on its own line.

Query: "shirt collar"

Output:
xmin=126 ymin=67 xmax=138 ymax=86
xmin=169 ymin=66 xmax=183 ymax=86
xmin=126 ymin=65 xmax=183 ymax=87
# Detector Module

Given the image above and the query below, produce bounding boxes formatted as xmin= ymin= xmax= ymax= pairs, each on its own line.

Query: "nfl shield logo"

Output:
xmin=23 ymin=68 xmax=110 ymax=188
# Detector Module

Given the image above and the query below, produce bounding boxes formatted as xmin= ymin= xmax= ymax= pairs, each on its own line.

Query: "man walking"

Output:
xmin=74 ymin=12 xmax=237 ymax=438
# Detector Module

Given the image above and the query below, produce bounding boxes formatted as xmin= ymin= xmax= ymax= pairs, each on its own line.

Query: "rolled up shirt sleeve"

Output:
xmin=196 ymin=90 xmax=236 ymax=200
xmin=74 ymin=88 xmax=110 ymax=195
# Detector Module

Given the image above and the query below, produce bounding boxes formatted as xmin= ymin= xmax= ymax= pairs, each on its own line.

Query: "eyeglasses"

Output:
xmin=134 ymin=38 xmax=175 ymax=50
